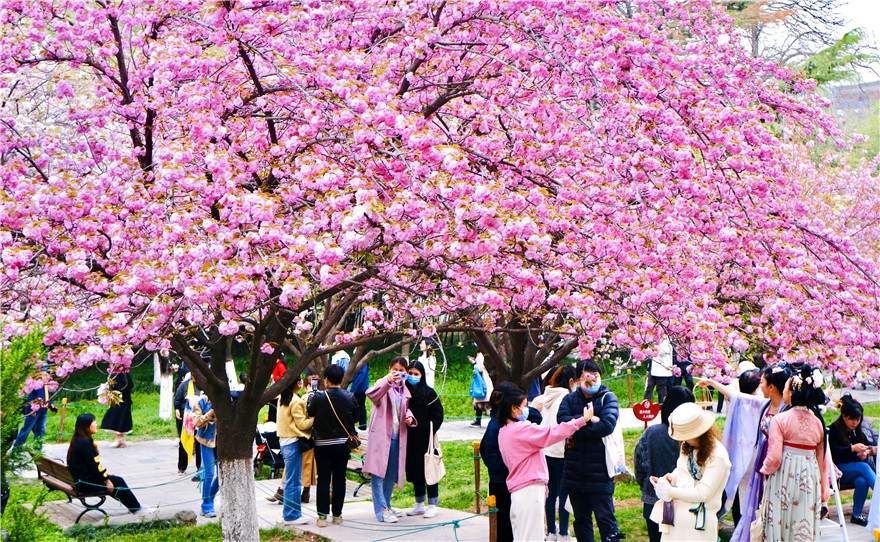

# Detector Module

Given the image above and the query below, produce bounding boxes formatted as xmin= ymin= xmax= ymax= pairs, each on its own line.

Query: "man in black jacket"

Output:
xmin=306 ymin=364 xmax=358 ymax=526
xmin=557 ymin=359 xmax=625 ymax=542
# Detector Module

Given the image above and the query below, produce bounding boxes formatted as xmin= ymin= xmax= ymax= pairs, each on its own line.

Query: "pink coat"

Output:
xmin=363 ymin=377 xmax=415 ymax=486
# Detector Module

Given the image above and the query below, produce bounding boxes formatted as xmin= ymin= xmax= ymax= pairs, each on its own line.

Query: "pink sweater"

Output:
xmin=498 ymin=416 xmax=587 ymax=493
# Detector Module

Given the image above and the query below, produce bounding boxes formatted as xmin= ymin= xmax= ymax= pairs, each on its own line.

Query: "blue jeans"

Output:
xmin=371 ymin=436 xmax=399 ymax=520
xmin=200 ymin=444 xmax=220 ymax=514
xmin=838 ymin=461 xmax=876 ymax=516
xmin=280 ymin=441 xmax=304 ymax=521
xmin=13 ymin=409 xmax=48 ymax=450
xmin=546 ymin=456 xmax=569 ymax=535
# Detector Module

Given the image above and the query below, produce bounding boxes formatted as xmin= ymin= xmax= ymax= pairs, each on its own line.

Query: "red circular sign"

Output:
xmin=633 ymin=399 xmax=660 ymax=428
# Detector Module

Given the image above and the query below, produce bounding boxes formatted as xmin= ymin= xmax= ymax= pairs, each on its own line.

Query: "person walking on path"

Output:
xmin=276 ymin=374 xmax=313 ymax=526
xmin=557 ymin=359 xmax=625 ymax=542
xmin=12 ymin=372 xmax=56 ymax=451
xmin=649 ymin=402 xmax=731 ymax=542
xmin=497 ymin=384 xmax=588 ymax=542
xmin=404 ymin=360 xmax=444 ymax=518
xmin=173 ymin=372 xmax=201 ymax=476
xmin=192 ymin=393 xmax=219 ymax=518
xmin=532 ymin=365 xmax=578 ymax=542
xmin=470 ymin=352 xmax=493 ymax=427
xmin=365 ymin=356 xmax=415 ymax=523
xmin=101 ymin=370 xmax=133 ymax=448
xmin=644 ymin=338 xmax=673 ymax=404
xmin=307 ymin=364 xmax=358 ymax=527
xmin=67 ymin=413 xmax=145 ymax=514
xmin=758 ymin=364 xmax=829 ymax=540
xmin=634 ymin=387 xmax=695 ymax=542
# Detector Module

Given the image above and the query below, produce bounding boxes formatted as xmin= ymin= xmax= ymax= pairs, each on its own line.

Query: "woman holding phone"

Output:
xmin=364 ymin=356 xmax=415 ymax=523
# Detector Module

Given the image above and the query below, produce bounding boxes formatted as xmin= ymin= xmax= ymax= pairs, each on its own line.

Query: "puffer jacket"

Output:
xmin=556 ymin=385 xmax=619 ymax=494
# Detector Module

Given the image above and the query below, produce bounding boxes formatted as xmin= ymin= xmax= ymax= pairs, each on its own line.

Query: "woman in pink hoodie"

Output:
xmin=497 ymin=384 xmax=591 ymax=542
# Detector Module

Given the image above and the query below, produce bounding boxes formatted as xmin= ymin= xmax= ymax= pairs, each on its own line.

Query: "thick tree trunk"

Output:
xmin=218 ymin=456 xmax=259 ymax=541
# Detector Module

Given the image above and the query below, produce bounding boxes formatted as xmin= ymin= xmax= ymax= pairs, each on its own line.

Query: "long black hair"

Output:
xmin=831 ymin=394 xmax=866 ymax=446
xmin=788 ymin=364 xmax=827 ymax=450
xmin=491 ymin=383 xmax=527 ymax=427
xmin=660 ymin=386 xmax=695 ymax=426
xmin=279 ymin=373 xmax=303 ymax=407
xmin=761 ymin=362 xmax=793 ymax=394
xmin=406 ymin=360 xmax=432 ymax=404
xmin=67 ymin=413 xmax=96 ymax=463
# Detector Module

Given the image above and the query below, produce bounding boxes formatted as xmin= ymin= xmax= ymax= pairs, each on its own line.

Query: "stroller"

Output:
xmin=253 ymin=422 xmax=283 ymax=479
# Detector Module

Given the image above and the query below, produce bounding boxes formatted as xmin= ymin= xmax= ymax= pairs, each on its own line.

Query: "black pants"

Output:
xmin=354 ymin=392 xmax=367 ymax=430
xmin=107 ymin=475 xmax=141 ymax=511
xmin=568 ymin=489 xmax=618 ymax=542
xmin=672 ymin=366 xmax=694 ymax=391
xmin=176 ymin=417 xmax=201 ymax=472
xmin=489 ymin=481 xmax=513 ymax=542
xmin=644 ymin=375 xmax=671 ymax=403
xmin=643 ymin=502 xmax=660 ymax=542
xmin=315 ymin=443 xmax=348 ymax=518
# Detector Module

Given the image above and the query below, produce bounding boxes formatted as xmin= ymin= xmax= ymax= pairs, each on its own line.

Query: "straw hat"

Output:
xmin=668 ymin=403 xmax=715 ymax=441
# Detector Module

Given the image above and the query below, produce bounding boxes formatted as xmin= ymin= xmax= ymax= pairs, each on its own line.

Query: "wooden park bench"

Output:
xmin=34 ymin=455 xmax=111 ymax=524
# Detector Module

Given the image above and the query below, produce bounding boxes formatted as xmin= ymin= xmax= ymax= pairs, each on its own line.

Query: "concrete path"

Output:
xmin=28 ymin=439 xmax=489 ymax=541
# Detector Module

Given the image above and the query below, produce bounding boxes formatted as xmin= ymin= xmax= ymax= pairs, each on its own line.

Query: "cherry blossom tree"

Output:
xmin=2 ymin=0 xmax=880 ymax=539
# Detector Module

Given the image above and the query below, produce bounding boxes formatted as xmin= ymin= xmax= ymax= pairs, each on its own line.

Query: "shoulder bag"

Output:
xmin=424 ymin=421 xmax=446 ymax=485
xmin=326 ymin=391 xmax=361 ymax=450
xmin=600 ymin=393 xmax=633 ymax=482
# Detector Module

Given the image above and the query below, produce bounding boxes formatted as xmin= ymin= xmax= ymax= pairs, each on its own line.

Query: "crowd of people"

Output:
xmin=12 ymin=345 xmax=877 ymax=541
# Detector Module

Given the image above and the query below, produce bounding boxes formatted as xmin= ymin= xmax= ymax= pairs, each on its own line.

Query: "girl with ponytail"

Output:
xmin=496 ymin=383 xmax=591 ymax=542
xmin=758 ymin=364 xmax=830 ymax=540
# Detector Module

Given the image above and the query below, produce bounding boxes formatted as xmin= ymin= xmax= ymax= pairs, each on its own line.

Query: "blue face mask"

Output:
xmin=406 ymin=375 xmax=420 ymax=385
xmin=516 ymin=409 xmax=528 ymax=422
xmin=581 ymin=377 xmax=601 ymax=394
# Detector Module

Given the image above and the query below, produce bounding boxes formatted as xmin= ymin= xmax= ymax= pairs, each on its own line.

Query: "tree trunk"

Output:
xmin=218 ymin=456 xmax=259 ymax=541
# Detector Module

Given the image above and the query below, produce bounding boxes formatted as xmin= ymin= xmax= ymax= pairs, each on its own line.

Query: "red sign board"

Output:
xmin=633 ymin=399 xmax=660 ymax=429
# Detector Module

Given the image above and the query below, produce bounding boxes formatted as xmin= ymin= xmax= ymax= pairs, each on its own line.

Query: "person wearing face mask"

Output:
xmin=403 ymin=360 xmax=445 ymax=518
xmin=497 ymin=383 xmax=590 ymax=542
xmin=532 ymin=365 xmax=579 ymax=541
xmin=364 ymin=356 xmax=416 ymax=523
xmin=556 ymin=359 xmax=625 ymax=542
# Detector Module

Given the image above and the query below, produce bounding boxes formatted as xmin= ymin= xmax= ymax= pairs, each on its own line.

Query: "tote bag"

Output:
xmin=424 ymin=421 xmax=446 ymax=485
xmin=601 ymin=393 xmax=633 ymax=482
xmin=468 ymin=366 xmax=487 ymax=400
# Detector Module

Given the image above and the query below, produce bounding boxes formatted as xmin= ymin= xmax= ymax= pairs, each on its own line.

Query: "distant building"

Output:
xmin=829 ymin=80 xmax=880 ymax=121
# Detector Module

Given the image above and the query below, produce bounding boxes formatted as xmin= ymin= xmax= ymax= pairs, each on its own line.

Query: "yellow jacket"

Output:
xmin=277 ymin=394 xmax=314 ymax=439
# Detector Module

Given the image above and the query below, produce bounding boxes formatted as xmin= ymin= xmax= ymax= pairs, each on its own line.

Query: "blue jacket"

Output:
xmin=351 ymin=364 xmax=370 ymax=394
xmin=557 ymin=385 xmax=618 ymax=494
xmin=194 ymin=396 xmax=216 ymax=446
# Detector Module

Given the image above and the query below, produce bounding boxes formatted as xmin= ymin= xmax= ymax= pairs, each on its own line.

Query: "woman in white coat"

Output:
xmin=650 ymin=403 xmax=731 ymax=541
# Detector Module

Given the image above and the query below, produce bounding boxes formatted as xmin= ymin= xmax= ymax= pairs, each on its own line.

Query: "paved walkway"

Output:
xmin=28 ymin=438 xmax=489 ymax=541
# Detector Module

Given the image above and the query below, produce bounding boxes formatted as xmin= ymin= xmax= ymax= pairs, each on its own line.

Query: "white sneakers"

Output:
xmin=382 ymin=508 xmax=399 ymax=523
xmin=282 ymin=517 xmax=309 ymax=526
xmin=407 ymin=502 xmax=426 ymax=515
xmin=423 ymin=504 xmax=438 ymax=518
xmin=390 ymin=507 xmax=405 ymax=517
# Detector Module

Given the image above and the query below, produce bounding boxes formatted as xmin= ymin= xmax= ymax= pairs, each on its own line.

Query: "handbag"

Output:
xmin=750 ymin=485 xmax=767 ymax=542
xmin=298 ymin=437 xmax=315 ymax=453
xmin=424 ymin=421 xmax=446 ymax=485
xmin=468 ymin=365 xmax=487 ymax=399
xmin=325 ymin=391 xmax=361 ymax=450
xmin=600 ymin=394 xmax=633 ymax=482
